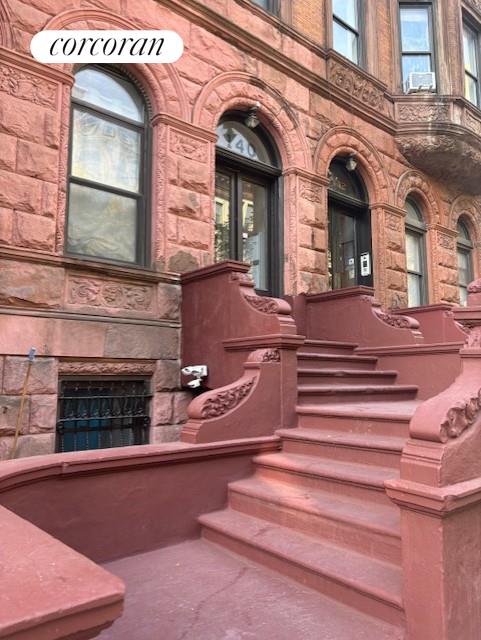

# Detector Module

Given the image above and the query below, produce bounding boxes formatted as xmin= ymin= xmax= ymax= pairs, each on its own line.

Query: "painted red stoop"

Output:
xmin=200 ymin=338 xmax=419 ymax=637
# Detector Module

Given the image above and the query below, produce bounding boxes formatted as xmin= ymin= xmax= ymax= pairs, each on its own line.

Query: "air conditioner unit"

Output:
xmin=404 ymin=71 xmax=436 ymax=94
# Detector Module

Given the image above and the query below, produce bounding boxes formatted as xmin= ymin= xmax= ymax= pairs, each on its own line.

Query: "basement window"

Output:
xmin=56 ymin=379 xmax=151 ymax=452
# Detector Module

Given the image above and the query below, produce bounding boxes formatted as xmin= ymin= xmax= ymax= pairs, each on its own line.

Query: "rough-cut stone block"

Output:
xmin=44 ymin=110 xmax=60 ymax=149
xmin=155 ymin=359 xmax=180 ymax=391
xmin=153 ymin=392 xmax=173 ymax=425
xmin=177 ymin=157 xmax=210 ymax=194
xmin=14 ymin=210 xmax=55 ymax=250
xmin=190 ymin=26 xmax=242 ymax=70
xmin=151 ymin=424 xmax=182 ymax=443
xmin=298 ymin=247 xmax=327 ymax=274
xmin=173 ymin=391 xmax=192 ymax=424
xmin=167 ymin=250 xmax=200 ymax=273
xmin=0 ymin=395 xmax=29 ymax=435
xmin=9 ymin=0 xmax=50 ymax=33
xmin=42 ymin=182 xmax=58 ymax=218
xmin=3 ymin=357 xmax=58 ymax=395
xmin=0 ymin=260 xmax=64 ymax=308
xmin=104 ymin=326 xmax=179 ymax=360
xmin=168 ymin=187 xmax=200 ymax=219
xmin=0 ymin=170 xmax=42 ymax=213
xmin=0 ymin=208 xmax=13 ymax=244
xmin=177 ymin=218 xmax=211 ymax=250
xmin=11 ymin=433 xmax=55 ymax=459
xmin=16 ymin=140 xmax=58 ymax=182
xmin=29 ymin=394 xmax=57 ymax=433
xmin=0 ymin=95 xmax=45 ymax=144
xmin=158 ymin=284 xmax=181 ymax=321
xmin=0 ymin=133 xmax=17 ymax=171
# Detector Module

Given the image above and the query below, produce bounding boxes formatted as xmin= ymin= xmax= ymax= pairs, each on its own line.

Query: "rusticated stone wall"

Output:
xmin=0 ymin=0 xmax=479 ymax=456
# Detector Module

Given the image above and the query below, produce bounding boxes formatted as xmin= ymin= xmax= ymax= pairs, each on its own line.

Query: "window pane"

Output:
xmin=241 ymin=180 xmax=268 ymax=291
xmin=460 ymin=286 xmax=468 ymax=306
xmin=333 ymin=21 xmax=359 ymax=63
xmin=72 ymin=109 xmax=141 ymax=193
xmin=73 ymin=68 xmax=144 ymax=122
xmin=329 ymin=207 xmax=357 ymax=290
xmin=457 ymin=249 xmax=471 ymax=286
xmin=408 ymin=273 xmax=422 ymax=307
xmin=215 ymin=172 xmax=231 ymax=263
xmin=464 ymin=26 xmax=478 ymax=75
xmin=405 ymin=199 xmax=424 ymax=226
xmin=67 ymin=183 xmax=137 ymax=262
xmin=406 ymin=231 xmax=422 ymax=272
xmin=400 ymin=7 xmax=431 ymax=52
xmin=402 ymin=54 xmax=431 ymax=82
xmin=216 ymin=121 xmax=276 ymax=166
xmin=465 ymin=74 xmax=478 ymax=106
xmin=333 ymin=0 xmax=358 ymax=29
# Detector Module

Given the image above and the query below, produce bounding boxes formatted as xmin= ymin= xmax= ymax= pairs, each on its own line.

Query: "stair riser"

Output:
xmin=301 ymin=345 xmax=356 ymax=356
xmin=281 ymin=439 xmax=402 ymax=469
xmin=229 ymin=490 xmax=402 ymax=565
xmin=298 ymin=373 xmax=397 ymax=385
xmin=202 ymin=527 xmax=404 ymax=627
xmin=297 ymin=413 xmax=410 ymax=438
xmin=298 ymin=391 xmax=417 ymax=405
xmin=297 ymin=357 xmax=377 ymax=371
xmin=256 ymin=465 xmax=393 ymax=507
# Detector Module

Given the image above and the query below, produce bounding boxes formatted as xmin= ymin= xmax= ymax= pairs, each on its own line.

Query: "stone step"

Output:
xmin=298 ymin=368 xmax=398 ymax=386
xmin=297 ymin=384 xmax=418 ymax=404
xmin=228 ymin=476 xmax=401 ymax=564
xmin=296 ymin=401 xmax=418 ymax=438
xmin=276 ymin=428 xmax=406 ymax=469
xmin=253 ymin=452 xmax=398 ymax=506
xmin=297 ymin=352 xmax=378 ymax=370
xmin=301 ymin=339 xmax=358 ymax=355
xmin=200 ymin=509 xmax=404 ymax=627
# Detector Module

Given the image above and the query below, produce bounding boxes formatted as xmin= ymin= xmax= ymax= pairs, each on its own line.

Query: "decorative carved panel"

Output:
xmin=397 ymin=103 xmax=450 ymax=122
xmin=67 ymin=276 xmax=154 ymax=311
xmin=328 ymin=61 xmax=386 ymax=112
xmin=244 ymin=295 xmax=280 ymax=314
xmin=440 ymin=388 xmax=481 ymax=440
xmin=0 ymin=62 xmax=57 ymax=110
xmin=299 ymin=179 xmax=323 ymax=204
xmin=200 ymin=377 xmax=255 ymax=419
xmin=59 ymin=361 xmax=156 ymax=375
xmin=169 ymin=131 xmax=208 ymax=161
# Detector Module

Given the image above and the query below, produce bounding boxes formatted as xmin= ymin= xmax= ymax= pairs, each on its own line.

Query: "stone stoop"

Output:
xmin=199 ymin=339 xmax=422 ymax=638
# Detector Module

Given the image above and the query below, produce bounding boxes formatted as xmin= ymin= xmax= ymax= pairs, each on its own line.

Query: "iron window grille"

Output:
xmin=56 ymin=379 xmax=151 ymax=453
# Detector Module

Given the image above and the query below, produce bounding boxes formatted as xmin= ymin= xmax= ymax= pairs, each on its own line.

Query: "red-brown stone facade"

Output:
xmin=0 ymin=0 xmax=478 ymax=456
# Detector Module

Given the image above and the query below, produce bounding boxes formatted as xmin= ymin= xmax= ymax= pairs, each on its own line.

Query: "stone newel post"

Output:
xmin=385 ymin=278 xmax=481 ymax=640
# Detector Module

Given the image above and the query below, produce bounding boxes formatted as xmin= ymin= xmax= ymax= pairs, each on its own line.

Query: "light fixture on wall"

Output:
xmin=245 ymin=102 xmax=261 ymax=128
xmin=346 ymin=154 xmax=357 ymax=172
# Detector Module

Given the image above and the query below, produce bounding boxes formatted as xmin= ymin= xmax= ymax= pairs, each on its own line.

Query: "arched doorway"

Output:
xmin=215 ymin=113 xmax=282 ymax=296
xmin=327 ymin=158 xmax=372 ymax=289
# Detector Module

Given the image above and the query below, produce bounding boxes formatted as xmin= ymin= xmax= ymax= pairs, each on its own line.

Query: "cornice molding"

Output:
xmin=0 ymin=46 xmax=74 ymax=86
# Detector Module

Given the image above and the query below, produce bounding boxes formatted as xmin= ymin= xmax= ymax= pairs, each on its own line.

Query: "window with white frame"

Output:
xmin=457 ymin=220 xmax=474 ymax=306
xmin=399 ymin=3 xmax=435 ymax=90
xmin=464 ymin=21 xmax=480 ymax=107
xmin=405 ymin=199 xmax=428 ymax=307
xmin=332 ymin=0 xmax=361 ymax=65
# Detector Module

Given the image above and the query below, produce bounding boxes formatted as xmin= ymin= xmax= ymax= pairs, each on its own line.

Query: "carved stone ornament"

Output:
xmin=465 ymin=0 xmax=481 ymax=17
xmin=329 ymin=61 xmax=385 ymax=112
xmin=438 ymin=233 xmax=455 ymax=251
xmin=59 ymin=361 xmax=156 ymax=375
xmin=244 ymin=295 xmax=280 ymax=314
xmin=467 ymin=279 xmax=481 ymax=294
xmin=299 ymin=179 xmax=323 ymax=204
xmin=230 ymin=272 xmax=254 ymax=285
xmin=68 ymin=277 xmax=153 ymax=311
xmin=386 ymin=213 xmax=402 ymax=232
xmin=397 ymin=103 xmax=450 ymax=123
xmin=375 ymin=310 xmax=413 ymax=329
xmin=0 ymin=62 xmax=57 ymax=110
xmin=465 ymin=326 xmax=481 ymax=348
xmin=200 ymin=377 xmax=255 ymax=419
xmin=465 ymin=110 xmax=481 ymax=137
xmin=169 ymin=131 xmax=208 ymax=162
xmin=440 ymin=389 xmax=481 ymax=441
xmin=248 ymin=348 xmax=281 ymax=363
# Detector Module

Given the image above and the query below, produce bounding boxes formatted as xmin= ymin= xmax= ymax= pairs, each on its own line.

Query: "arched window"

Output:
xmin=405 ymin=198 xmax=428 ymax=307
xmin=457 ymin=219 xmax=474 ymax=306
xmin=328 ymin=158 xmax=372 ymax=289
xmin=67 ymin=66 xmax=149 ymax=265
xmin=215 ymin=114 xmax=282 ymax=296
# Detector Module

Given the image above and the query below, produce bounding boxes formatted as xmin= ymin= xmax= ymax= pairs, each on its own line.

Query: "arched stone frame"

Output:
xmin=42 ymin=9 xmax=188 ymax=265
xmin=0 ymin=0 xmax=13 ymax=49
xmin=395 ymin=171 xmax=441 ymax=304
xmin=193 ymin=72 xmax=311 ymax=293
xmin=314 ymin=127 xmax=391 ymax=301
xmin=450 ymin=196 xmax=481 ymax=284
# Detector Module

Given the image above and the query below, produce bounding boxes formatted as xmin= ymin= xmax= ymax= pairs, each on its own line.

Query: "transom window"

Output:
xmin=405 ymin=198 xmax=428 ymax=307
xmin=332 ymin=0 xmax=360 ymax=65
xmin=67 ymin=66 xmax=149 ymax=265
xmin=457 ymin=220 xmax=474 ymax=306
xmin=399 ymin=3 xmax=435 ymax=89
xmin=56 ymin=379 xmax=151 ymax=452
xmin=464 ymin=22 xmax=480 ymax=107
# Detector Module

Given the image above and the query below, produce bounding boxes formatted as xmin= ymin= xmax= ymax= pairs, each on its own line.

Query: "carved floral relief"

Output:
xmin=0 ymin=63 xmax=57 ymax=110
xmin=328 ymin=61 xmax=385 ymax=112
xmin=200 ymin=377 xmax=256 ymax=419
xmin=169 ymin=132 xmax=208 ymax=162
xmin=67 ymin=277 xmax=154 ymax=311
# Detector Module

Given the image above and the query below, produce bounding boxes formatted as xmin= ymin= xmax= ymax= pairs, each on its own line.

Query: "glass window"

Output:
xmin=464 ymin=24 xmax=479 ymax=107
xmin=405 ymin=198 xmax=428 ymax=306
xmin=56 ymin=379 xmax=151 ymax=452
xmin=67 ymin=66 xmax=149 ymax=265
xmin=251 ymin=0 xmax=278 ymax=15
xmin=457 ymin=220 xmax=474 ymax=306
xmin=216 ymin=121 xmax=276 ymax=166
xmin=333 ymin=0 xmax=360 ymax=64
xmin=400 ymin=4 xmax=434 ymax=88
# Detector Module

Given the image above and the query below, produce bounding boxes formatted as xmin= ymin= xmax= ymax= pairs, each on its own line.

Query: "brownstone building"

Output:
xmin=0 ymin=0 xmax=479 ymax=458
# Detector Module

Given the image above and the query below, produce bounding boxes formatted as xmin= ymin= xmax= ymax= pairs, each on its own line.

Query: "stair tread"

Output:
xmin=297 ymin=400 xmax=421 ymax=420
xmin=298 ymin=368 xmax=398 ymax=377
xmin=304 ymin=339 xmax=357 ymax=349
xmin=200 ymin=508 xmax=403 ymax=608
xmin=229 ymin=476 xmax=401 ymax=538
xmin=254 ymin=452 xmax=399 ymax=487
xmin=298 ymin=353 xmax=378 ymax=362
xmin=298 ymin=384 xmax=417 ymax=393
xmin=276 ymin=428 xmax=406 ymax=452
